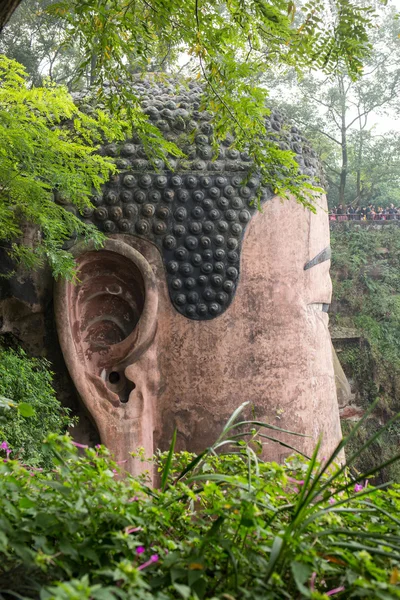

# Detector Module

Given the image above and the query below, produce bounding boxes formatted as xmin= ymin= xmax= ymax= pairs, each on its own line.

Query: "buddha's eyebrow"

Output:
xmin=304 ymin=246 xmax=331 ymax=271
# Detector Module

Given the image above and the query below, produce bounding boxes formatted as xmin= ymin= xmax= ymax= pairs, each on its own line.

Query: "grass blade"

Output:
xmin=258 ymin=433 xmax=310 ymax=458
xmin=161 ymin=428 xmax=177 ymax=492
xmin=302 ymin=399 xmax=381 ymax=504
xmin=174 ymin=449 xmax=209 ymax=483
xmin=265 ymin=536 xmax=284 ymax=582
xmin=230 ymin=419 xmax=309 ymax=437
xmin=314 ymin=451 xmax=400 ymax=511
xmin=361 ymin=501 xmax=400 ymax=527
xmin=330 ymin=541 xmax=400 ymax=561
xmin=215 ymin=402 xmax=250 ymax=444
xmin=291 ymin=437 xmax=322 ymax=524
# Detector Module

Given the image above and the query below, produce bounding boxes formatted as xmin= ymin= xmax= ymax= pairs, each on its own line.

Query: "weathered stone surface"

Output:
xmin=0 ymin=234 xmax=100 ymax=446
xmin=0 ymin=228 xmax=51 ymax=357
xmin=1 ymin=77 xmax=343 ymax=475
xmin=332 ymin=343 xmax=354 ymax=408
xmin=340 ymin=405 xmax=365 ymax=421
xmin=55 ymin=193 xmax=342 ymax=475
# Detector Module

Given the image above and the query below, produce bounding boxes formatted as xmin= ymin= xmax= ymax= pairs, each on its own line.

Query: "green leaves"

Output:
xmin=0 ymin=0 xmax=381 ymax=279
xmin=17 ymin=403 xmax=36 ymax=418
xmin=331 ymin=226 xmax=400 ymax=482
xmin=0 ymin=422 xmax=400 ymax=599
xmin=42 ymin=0 xmax=375 ymax=210
xmin=291 ymin=561 xmax=313 ymax=596
xmin=0 ymin=348 xmax=75 ymax=468
xmin=161 ymin=428 xmax=176 ymax=492
xmin=0 ymin=54 xmax=129 ymax=279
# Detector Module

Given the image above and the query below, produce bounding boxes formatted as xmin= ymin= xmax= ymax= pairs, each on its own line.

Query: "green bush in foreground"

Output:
xmin=0 ymin=348 xmax=75 ymax=469
xmin=0 ymin=404 xmax=400 ymax=600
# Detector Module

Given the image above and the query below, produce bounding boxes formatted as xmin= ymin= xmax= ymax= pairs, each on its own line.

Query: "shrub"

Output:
xmin=331 ymin=226 xmax=400 ymax=482
xmin=0 ymin=403 xmax=400 ymax=599
xmin=0 ymin=348 xmax=75 ymax=469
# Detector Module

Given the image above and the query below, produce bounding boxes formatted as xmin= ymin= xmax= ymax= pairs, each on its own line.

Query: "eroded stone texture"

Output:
xmin=55 ymin=196 xmax=342 ymax=474
xmin=52 ymin=77 xmax=342 ymax=474
xmin=55 ymin=240 xmax=159 ymax=475
xmin=153 ymin=193 xmax=341 ymax=461
xmin=0 ymin=229 xmax=51 ymax=356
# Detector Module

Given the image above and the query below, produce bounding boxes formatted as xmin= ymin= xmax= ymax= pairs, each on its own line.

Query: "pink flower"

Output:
xmin=125 ymin=526 xmax=142 ymax=534
xmin=71 ymin=441 xmax=88 ymax=449
xmin=287 ymin=477 xmax=305 ymax=493
xmin=128 ymin=496 xmax=139 ymax=502
xmin=354 ymin=483 xmax=363 ymax=493
xmin=136 ymin=546 xmax=145 ymax=554
xmin=287 ymin=477 xmax=305 ymax=485
xmin=327 ymin=586 xmax=345 ymax=596
xmin=1 ymin=441 xmax=11 ymax=458
xmin=138 ymin=554 xmax=159 ymax=570
xmin=329 ymin=497 xmax=335 ymax=505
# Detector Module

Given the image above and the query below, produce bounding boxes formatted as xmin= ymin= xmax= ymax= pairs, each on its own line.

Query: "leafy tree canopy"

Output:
xmin=46 ymin=0 xmax=375 ymax=198
xmin=268 ymin=7 xmax=400 ymax=208
xmin=0 ymin=0 xmax=378 ymax=275
xmin=0 ymin=54 xmax=129 ymax=277
xmin=0 ymin=0 xmax=180 ymax=89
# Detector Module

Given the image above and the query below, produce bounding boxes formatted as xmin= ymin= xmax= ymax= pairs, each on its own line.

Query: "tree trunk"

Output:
xmin=0 ymin=0 xmax=23 ymax=32
xmin=89 ymin=52 xmax=97 ymax=87
xmin=338 ymin=77 xmax=347 ymax=205
xmin=356 ymin=130 xmax=361 ymax=200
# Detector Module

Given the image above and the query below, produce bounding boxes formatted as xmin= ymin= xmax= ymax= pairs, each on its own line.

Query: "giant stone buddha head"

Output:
xmin=54 ymin=77 xmax=342 ymax=475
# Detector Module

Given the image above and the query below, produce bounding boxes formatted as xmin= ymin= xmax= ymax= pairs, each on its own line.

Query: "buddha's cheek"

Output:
xmin=155 ymin=195 xmax=341 ymax=461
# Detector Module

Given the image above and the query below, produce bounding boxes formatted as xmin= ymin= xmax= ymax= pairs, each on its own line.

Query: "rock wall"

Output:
xmin=0 ymin=78 xmax=343 ymax=471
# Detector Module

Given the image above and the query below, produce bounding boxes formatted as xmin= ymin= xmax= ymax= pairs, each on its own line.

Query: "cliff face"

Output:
xmin=0 ymin=78 xmax=344 ymax=470
xmin=3 ymin=218 xmax=399 ymax=480
xmin=330 ymin=222 xmax=400 ymax=482
xmin=0 ymin=192 xmax=342 ymax=468
xmin=0 ymin=228 xmax=100 ymax=448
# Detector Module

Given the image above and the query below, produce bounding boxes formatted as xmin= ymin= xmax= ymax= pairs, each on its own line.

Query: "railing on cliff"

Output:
xmin=329 ymin=214 xmax=400 ymax=228
xmin=329 ymin=214 xmax=400 ymax=221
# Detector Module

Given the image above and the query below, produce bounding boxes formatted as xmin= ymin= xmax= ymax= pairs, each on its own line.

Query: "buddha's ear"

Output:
xmin=54 ymin=238 xmax=158 ymax=406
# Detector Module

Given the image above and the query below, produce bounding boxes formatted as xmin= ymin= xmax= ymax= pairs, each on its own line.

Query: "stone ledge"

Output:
xmin=330 ymin=326 xmax=361 ymax=341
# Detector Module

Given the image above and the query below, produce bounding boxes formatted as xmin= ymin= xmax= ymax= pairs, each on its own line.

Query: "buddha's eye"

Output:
xmin=304 ymin=246 xmax=331 ymax=271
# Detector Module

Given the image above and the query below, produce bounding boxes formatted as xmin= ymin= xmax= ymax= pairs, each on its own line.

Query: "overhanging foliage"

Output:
xmin=0 ymin=55 xmax=129 ymax=277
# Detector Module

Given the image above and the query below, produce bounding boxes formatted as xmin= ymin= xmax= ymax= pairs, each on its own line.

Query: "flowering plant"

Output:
xmin=0 ymin=401 xmax=399 ymax=599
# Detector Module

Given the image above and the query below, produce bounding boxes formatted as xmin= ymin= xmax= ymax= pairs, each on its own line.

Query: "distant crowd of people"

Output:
xmin=329 ymin=204 xmax=400 ymax=221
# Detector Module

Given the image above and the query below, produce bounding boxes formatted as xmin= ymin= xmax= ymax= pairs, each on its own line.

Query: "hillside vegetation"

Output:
xmin=330 ymin=225 xmax=400 ymax=482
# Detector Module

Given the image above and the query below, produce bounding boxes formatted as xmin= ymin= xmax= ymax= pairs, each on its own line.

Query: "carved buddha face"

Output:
xmin=54 ymin=79 xmax=342 ymax=475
